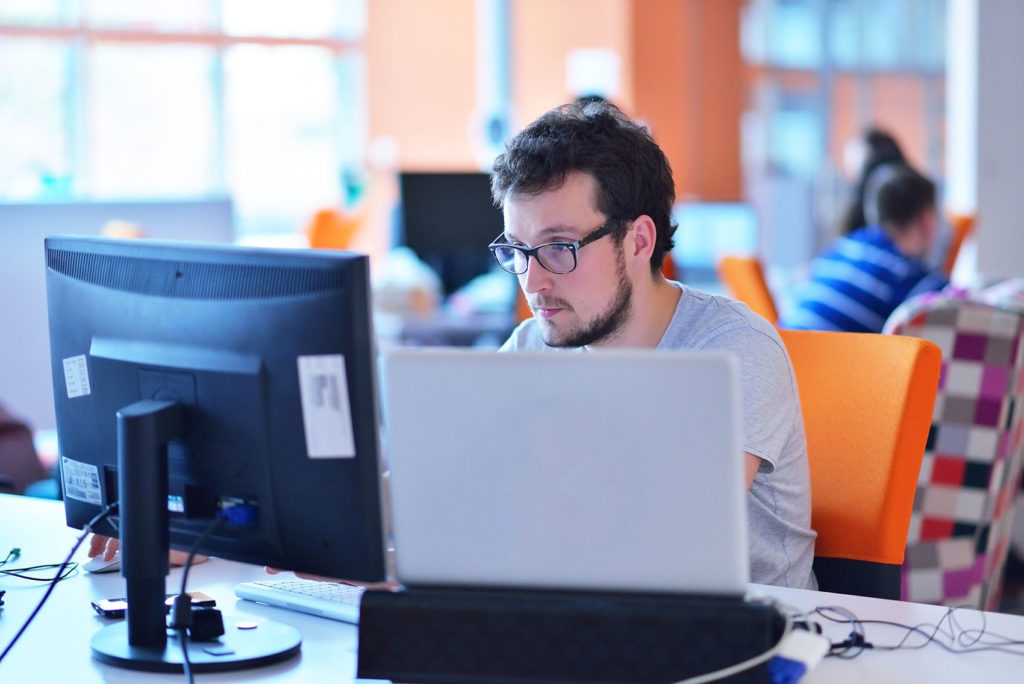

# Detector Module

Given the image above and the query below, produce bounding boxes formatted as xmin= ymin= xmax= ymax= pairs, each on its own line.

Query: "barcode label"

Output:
xmin=63 ymin=354 xmax=91 ymax=398
xmin=62 ymin=457 xmax=102 ymax=505
xmin=297 ymin=354 xmax=356 ymax=459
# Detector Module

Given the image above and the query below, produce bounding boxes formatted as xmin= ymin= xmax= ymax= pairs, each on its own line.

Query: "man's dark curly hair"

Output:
xmin=490 ymin=100 xmax=677 ymax=273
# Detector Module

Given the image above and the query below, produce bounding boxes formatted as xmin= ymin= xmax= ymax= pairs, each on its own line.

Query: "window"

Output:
xmin=0 ymin=1 xmax=366 ymax=236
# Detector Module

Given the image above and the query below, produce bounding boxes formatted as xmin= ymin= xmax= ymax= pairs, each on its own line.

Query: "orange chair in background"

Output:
xmin=943 ymin=212 xmax=976 ymax=278
xmin=306 ymin=208 xmax=363 ymax=250
xmin=716 ymin=256 xmax=779 ymax=325
xmin=779 ymin=329 xmax=942 ymax=599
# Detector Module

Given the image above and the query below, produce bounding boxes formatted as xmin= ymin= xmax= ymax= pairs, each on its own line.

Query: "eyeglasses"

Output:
xmin=488 ymin=221 xmax=616 ymax=275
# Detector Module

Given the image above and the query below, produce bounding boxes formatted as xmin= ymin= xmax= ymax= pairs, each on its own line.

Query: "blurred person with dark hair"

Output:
xmin=839 ymin=127 xmax=907 ymax=236
xmin=783 ymin=166 xmax=949 ymax=333
xmin=0 ymin=403 xmax=48 ymax=495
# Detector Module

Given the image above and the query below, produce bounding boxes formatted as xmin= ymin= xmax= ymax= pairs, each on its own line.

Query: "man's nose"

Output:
xmin=520 ymin=255 xmax=552 ymax=294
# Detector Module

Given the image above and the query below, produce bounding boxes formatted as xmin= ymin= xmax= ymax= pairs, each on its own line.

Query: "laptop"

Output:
xmin=380 ymin=348 xmax=750 ymax=597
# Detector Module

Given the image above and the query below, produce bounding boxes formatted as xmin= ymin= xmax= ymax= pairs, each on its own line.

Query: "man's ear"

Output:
xmin=629 ymin=215 xmax=658 ymax=261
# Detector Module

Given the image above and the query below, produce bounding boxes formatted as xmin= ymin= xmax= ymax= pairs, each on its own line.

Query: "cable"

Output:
xmin=814 ymin=603 xmax=1024 ymax=658
xmin=0 ymin=502 xmax=118 ymax=665
xmin=0 ymin=548 xmax=21 ymax=568
xmin=170 ymin=514 xmax=226 ymax=684
xmin=671 ymin=602 xmax=796 ymax=684
xmin=0 ymin=561 xmax=80 ymax=581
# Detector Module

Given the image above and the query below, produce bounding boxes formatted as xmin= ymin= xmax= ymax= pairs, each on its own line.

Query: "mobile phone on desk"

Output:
xmin=91 ymin=591 xmax=216 ymax=619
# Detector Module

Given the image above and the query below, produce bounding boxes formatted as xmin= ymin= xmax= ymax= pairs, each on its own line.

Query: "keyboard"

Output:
xmin=234 ymin=578 xmax=365 ymax=624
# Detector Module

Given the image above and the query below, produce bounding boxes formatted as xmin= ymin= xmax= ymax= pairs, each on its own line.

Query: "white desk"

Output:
xmin=2 ymin=493 xmax=1024 ymax=683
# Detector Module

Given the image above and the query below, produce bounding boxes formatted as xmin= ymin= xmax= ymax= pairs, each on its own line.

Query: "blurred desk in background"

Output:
xmin=376 ymin=311 xmax=516 ymax=349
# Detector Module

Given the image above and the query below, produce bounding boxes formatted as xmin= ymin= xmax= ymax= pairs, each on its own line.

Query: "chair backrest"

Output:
xmin=884 ymin=289 xmax=1024 ymax=609
xmin=943 ymin=212 xmax=975 ymax=278
xmin=778 ymin=329 xmax=942 ymax=599
xmin=306 ymin=207 xmax=363 ymax=250
xmin=716 ymin=256 xmax=779 ymax=325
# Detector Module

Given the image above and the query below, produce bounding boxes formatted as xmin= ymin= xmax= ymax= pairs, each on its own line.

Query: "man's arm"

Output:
xmin=744 ymin=453 xmax=762 ymax=491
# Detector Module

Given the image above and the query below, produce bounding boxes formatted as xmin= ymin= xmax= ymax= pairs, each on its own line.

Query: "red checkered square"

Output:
xmin=920 ymin=518 xmax=954 ymax=541
xmin=929 ymin=456 xmax=966 ymax=486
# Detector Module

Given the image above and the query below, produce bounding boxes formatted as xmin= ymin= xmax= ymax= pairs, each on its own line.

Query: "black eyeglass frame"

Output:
xmin=487 ymin=221 xmax=618 ymax=275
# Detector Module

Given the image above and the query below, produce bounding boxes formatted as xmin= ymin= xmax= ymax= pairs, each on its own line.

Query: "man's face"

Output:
xmin=503 ymin=172 xmax=633 ymax=348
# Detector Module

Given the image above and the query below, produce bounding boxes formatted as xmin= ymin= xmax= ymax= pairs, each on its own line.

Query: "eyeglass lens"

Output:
xmin=493 ymin=243 xmax=577 ymax=274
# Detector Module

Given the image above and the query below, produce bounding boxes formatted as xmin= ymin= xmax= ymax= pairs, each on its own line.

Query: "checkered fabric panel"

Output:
xmin=886 ymin=291 xmax=1024 ymax=610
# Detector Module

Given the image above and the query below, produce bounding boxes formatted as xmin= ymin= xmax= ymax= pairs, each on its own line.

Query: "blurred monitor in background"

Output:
xmin=397 ymin=171 xmax=506 ymax=299
xmin=671 ymin=202 xmax=759 ymax=284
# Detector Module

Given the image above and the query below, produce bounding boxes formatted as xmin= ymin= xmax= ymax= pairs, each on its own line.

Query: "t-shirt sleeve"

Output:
xmin=697 ymin=324 xmax=799 ymax=473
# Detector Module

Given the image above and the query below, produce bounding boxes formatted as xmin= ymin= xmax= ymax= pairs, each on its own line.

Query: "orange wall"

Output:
xmin=633 ymin=0 xmax=745 ymax=201
xmin=367 ymin=0 xmax=478 ymax=170
xmin=511 ymin=0 xmax=634 ymax=125
xmin=830 ymin=74 xmax=934 ymax=177
xmin=367 ymin=1 xmax=746 ymax=199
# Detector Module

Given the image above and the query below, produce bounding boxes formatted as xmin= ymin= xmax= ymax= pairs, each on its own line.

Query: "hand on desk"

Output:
xmin=88 ymin=534 xmax=208 ymax=567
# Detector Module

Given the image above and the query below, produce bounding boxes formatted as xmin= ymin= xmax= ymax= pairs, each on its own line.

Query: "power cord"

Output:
xmin=814 ymin=603 xmax=1024 ymax=657
xmin=0 ymin=561 xmax=80 ymax=582
xmin=167 ymin=514 xmax=226 ymax=684
xmin=0 ymin=502 xmax=119 ymax=665
xmin=0 ymin=548 xmax=21 ymax=568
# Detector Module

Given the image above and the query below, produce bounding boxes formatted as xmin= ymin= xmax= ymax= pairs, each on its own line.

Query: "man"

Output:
xmin=488 ymin=100 xmax=816 ymax=589
xmin=783 ymin=165 xmax=949 ymax=333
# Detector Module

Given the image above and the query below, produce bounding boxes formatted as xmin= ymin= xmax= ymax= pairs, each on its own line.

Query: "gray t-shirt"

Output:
xmin=500 ymin=283 xmax=817 ymax=589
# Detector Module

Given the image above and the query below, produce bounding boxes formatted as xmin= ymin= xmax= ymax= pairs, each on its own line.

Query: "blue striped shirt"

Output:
xmin=782 ymin=225 xmax=949 ymax=333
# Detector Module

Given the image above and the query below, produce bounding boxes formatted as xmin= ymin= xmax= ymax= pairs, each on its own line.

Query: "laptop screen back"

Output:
xmin=381 ymin=348 xmax=749 ymax=596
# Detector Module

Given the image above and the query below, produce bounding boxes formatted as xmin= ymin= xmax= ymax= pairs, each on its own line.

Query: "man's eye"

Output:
xmin=547 ymin=243 xmax=573 ymax=253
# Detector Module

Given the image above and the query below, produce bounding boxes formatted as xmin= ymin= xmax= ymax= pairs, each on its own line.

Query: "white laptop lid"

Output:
xmin=381 ymin=348 xmax=749 ymax=596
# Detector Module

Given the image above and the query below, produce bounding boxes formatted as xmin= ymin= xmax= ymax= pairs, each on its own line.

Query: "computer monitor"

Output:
xmin=398 ymin=171 xmax=506 ymax=297
xmin=671 ymin=202 xmax=759 ymax=282
xmin=45 ymin=235 xmax=387 ymax=672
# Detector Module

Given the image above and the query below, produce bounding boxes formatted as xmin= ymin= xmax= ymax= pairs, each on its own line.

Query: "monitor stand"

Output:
xmin=90 ymin=399 xmax=301 ymax=673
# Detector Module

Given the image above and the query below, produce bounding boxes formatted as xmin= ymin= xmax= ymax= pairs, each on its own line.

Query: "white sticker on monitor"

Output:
xmin=297 ymin=354 xmax=356 ymax=459
xmin=63 ymin=354 xmax=91 ymax=398
xmin=62 ymin=457 xmax=102 ymax=505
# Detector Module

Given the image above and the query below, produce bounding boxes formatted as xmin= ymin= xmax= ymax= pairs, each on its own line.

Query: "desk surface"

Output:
xmin=3 ymin=494 xmax=1024 ymax=683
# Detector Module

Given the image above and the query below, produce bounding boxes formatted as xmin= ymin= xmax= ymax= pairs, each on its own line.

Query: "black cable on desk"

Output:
xmin=0 ymin=502 xmax=118 ymax=665
xmin=168 ymin=514 xmax=225 ymax=684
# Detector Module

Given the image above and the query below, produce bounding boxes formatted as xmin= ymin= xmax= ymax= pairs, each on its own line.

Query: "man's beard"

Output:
xmin=542 ymin=249 xmax=633 ymax=348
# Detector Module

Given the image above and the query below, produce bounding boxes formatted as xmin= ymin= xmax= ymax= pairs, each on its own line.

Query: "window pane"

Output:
xmin=222 ymin=0 xmax=364 ymax=39
xmin=85 ymin=0 xmax=217 ymax=32
xmin=768 ymin=0 xmax=821 ymax=69
xmin=0 ymin=38 xmax=71 ymax=199
xmin=860 ymin=0 xmax=904 ymax=69
xmin=828 ymin=0 xmax=860 ymax=69
xmin=0 ymin=0 xmax=73 ymax=25
xmin=225 ymin=44 xmax=345 ymax=233
xmin=771 ymin=107 xmax=822 ymax=178
xmin=86 ymin=43 xmax=218 ymax=197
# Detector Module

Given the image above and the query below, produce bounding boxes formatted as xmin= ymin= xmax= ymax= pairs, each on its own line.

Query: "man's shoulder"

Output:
xmin=661 ymin=284 xmax=781 ymax=351
xmin=500 ymin=318 xmax=550 ymax=351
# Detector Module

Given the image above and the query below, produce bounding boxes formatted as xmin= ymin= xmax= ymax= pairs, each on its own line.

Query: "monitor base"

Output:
xmin=91 ymin=616 xmax=301 ymax=673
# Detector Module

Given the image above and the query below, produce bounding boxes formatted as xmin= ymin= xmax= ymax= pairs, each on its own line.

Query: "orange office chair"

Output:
xmin=778 ymin=329 xmax=942 ymax=599
xmin=943 ymin=212 xmax=976 ymax=278
xmin=305 ymin=207 xmax=363 ymax=250
xmin=716 ymin=256 xmax=779 ymax=325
